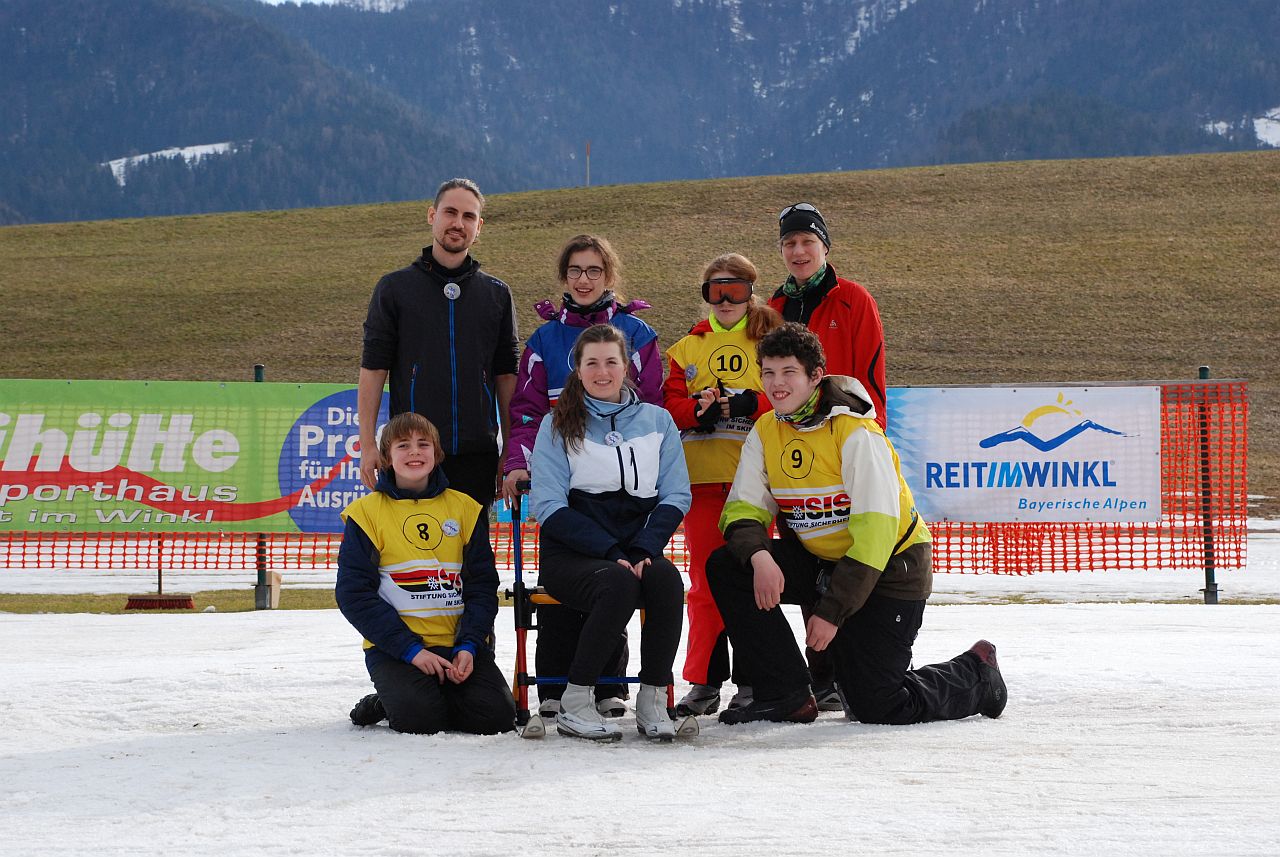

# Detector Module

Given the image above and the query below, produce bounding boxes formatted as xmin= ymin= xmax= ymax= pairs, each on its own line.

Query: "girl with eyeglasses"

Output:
xmin=502 ymin=234 xmax=663 ymax=721
xmin=662 ymin=253 xmax=782 ymax=717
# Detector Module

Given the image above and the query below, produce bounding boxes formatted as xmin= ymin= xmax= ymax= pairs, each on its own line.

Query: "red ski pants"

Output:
xmin=682 ymin=483 xmax=733 ymax=686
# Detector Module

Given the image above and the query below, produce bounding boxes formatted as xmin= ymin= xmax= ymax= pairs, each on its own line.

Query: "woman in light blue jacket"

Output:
xmin=531 ymin=324 xmax=691 ymax=742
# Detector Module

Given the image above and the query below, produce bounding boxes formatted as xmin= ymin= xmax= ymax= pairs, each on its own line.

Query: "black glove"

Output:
xmin=625 ymin=547 xmax=653 ymax=566
xmin=693 ymin=395 xmax=720 ymax=432
xmin=726 ymin=389 xmax=758 ymax=419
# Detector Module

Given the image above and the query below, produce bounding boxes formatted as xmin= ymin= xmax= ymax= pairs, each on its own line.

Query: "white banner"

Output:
xmin=886 ymin=386 xmax=1162 ymax=522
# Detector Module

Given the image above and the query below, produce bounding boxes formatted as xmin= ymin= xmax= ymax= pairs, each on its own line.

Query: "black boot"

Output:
xmin=718 ymin=688 xmax=818 ymax=725
xmin=812 ymin=680 xmax=844 ymax=712
xmin=349 ymin=693 xmax=386 ymax=726
xmin=969 ymin=640 xmax=1007 ymax=718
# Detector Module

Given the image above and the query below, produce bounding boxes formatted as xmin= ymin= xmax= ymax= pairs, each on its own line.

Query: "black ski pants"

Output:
xmin=534 ymin=604 xmax=630 ymax=702
xmin=537 ymin=546 xmax=684 ymax=688
xmin=367 ymin=647 xmax=516 ymax=735
xmin=439 ymin=450 xmax=500 ymax=507
xmin=706 ymin=539 xmax=987 ymax=724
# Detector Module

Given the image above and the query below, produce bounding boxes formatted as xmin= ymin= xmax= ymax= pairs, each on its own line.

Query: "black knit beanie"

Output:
xmin=778 ymin=203 xmax=831 ymax=248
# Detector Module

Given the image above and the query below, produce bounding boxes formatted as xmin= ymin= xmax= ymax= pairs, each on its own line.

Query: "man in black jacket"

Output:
xmin=357 ymin=178 xmax=519 ymax=505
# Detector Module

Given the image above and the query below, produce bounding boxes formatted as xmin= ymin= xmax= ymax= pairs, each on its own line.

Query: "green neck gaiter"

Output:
xmin=781 ymin=263 xmax=828 ymax=299
xmin=776 ymin=387 xmax=822 ymax=424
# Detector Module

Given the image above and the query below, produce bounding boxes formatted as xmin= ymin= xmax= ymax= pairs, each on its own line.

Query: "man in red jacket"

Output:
xmin=768 ymin=202 xmax=889 ymax=710
xmin=769 ymin=203 xmax=886 ymax=430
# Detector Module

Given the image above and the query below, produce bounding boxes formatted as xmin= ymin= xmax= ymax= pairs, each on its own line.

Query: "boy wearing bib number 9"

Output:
xmin=708 ymin=323 xmax=1007 ymax=727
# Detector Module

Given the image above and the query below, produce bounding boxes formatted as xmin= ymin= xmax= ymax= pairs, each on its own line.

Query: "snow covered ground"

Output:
xmin=2 ymin=530 xmax=1279 ymax=855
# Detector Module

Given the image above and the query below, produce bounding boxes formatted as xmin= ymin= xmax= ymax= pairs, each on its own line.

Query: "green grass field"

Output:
xmin=2 ymin=151 xmax=1278 ymax=513
xmin=0 ymin=589 xmax=338 ymax=614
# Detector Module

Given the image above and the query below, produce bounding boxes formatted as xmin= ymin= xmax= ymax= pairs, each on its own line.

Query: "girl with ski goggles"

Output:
xmin=701 ymin=276 xmax=754 ymax=305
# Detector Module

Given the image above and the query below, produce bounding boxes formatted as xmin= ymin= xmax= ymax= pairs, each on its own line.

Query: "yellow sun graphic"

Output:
xmin=1021 ymin=392 xmax=1083 ymax=428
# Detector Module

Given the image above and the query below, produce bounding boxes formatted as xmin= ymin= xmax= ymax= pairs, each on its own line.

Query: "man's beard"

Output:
xmin=437 ymin=230 xmax=470 ymax=254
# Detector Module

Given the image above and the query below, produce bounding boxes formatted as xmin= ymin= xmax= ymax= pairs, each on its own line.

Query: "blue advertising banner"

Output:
xmin=887 ymin=385 xmax=1162 ymax=522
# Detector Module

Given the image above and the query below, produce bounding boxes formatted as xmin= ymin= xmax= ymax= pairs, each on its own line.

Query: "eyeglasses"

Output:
xmin=702 ymin=277 xmax=754 ymax=305
xmin=566 ymin=265 xmax=605 ymax=281
xmin=778 ymin=202 xmax=821 ymax=221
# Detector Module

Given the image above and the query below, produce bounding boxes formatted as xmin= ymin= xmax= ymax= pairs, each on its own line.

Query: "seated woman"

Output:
xmin=529 ymin=324 xmax=692 ymax=742
xmin=337 ymin=412 xmax=515 ymax=735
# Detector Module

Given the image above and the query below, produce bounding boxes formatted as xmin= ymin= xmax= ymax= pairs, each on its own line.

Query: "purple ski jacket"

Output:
xmin=503 ymin=294 xmax=662 ymax=475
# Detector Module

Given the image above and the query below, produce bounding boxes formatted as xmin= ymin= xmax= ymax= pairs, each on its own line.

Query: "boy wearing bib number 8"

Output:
xmin=337 ymin=412 xmax=516 ymax=735
xmin=663 ymin=254 xmax=781 ymax=716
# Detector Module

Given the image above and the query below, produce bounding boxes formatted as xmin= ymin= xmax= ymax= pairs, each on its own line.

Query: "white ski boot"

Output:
xmin=556 ymin=683 xmax=622 ymax=742
xmin=596 ymin=696 xmax=628 ymax=718
xmin=635 ymin=684 xmax=678 ymax=742
xmin=519 ymin=697 xmax=560 ymax=739
xmin=727 ymin=685 xmax=753 ymax=710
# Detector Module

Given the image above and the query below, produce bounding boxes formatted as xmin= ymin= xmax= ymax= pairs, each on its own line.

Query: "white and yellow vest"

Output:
xmin=341 ymin=488 xmax=481 ymax=649
xmin=667 ymin=318 xmax=763 ymax=484
xmin=723 ymin=380 xmax=930 ymax=570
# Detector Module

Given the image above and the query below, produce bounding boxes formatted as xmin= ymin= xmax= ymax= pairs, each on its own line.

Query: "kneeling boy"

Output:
xmin=708 ymin=323 xmax=1006 ymax=725
xmin=337 ymin=412 xmax=515 ymax=734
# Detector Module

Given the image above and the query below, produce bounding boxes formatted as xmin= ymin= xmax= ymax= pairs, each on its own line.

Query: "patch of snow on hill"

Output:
xmin=103 ymin=142 xmax=238 ymax=188
xmin=255 ymin=0 xmax=410 ymax=9
xmin=1253 ymin=106 xmax=1280 ymax=147
xmin=1203 ymin=107 xmax=1280 ymax=148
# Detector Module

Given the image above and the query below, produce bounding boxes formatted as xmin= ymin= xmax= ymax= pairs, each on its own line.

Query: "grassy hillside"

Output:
xmin=2 ymin=152 xmax=1277 ymax=514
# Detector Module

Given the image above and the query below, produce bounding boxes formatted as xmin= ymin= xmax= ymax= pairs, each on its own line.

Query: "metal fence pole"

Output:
xmin=1198 ymin=365 xmax=1219 ymax=604
xmin=253 ymin=364 xmax=273 ymax=610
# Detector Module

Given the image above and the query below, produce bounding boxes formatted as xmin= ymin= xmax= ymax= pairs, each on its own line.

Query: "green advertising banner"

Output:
xmin=0 ymin=379 xmax=386 ymax=534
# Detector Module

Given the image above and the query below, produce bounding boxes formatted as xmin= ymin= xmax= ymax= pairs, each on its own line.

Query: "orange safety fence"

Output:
xmin=0 ymin=380 xmax=1247 ymax=579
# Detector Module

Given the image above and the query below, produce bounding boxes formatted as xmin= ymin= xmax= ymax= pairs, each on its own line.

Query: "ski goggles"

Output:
xmin=702 ymin=277 xmax=754 ymax=305
xmin=778 ymin=202 xmax=821 ymax=221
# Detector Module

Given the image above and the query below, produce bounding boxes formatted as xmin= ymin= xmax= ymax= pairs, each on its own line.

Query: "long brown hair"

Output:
xmin=557 ymin=234 xmax=626 ymax=303
xmin=701 ymin=252 xmax=782 ymax=340
xmin=551 ymin=324 xmax=632 ymax=453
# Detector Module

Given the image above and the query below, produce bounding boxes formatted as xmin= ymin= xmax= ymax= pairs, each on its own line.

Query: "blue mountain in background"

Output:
xmin=2 ymin=0 xmax=1277 ymax=223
